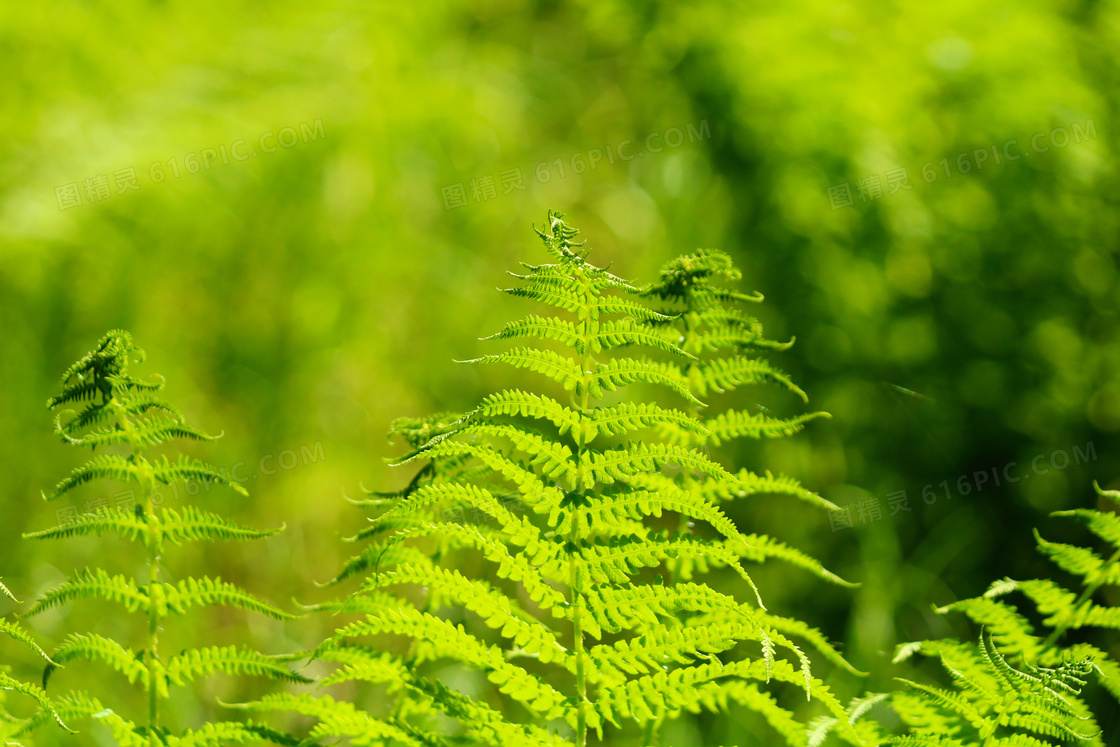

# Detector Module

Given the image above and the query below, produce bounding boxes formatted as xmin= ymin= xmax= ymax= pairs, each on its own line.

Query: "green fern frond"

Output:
xmin=691 ymin=356 xmax=807 ymax=401
xmin=24 ymin=568 xmax=149 ymax=616
xmin=704 ymin=408 xmax=830 ymax=446
xmin=164 ymin=646 xmax=313 ymax=686
xmin=932 ymin=483 xmax=1120 ymax=702
xmin=23 ymin=505 xmax=148 ymax=543
xmin=0 ymin=618 xmax=55 ymax=665
xmin=229 ymin=692 xmax=434 ymax=746
xmin=148 ymin=453 xmax=250 ymax=496
xmin=331 ymin=606 xmax=576 ymax=724
xmin=359 ymin=562 xmax=571 ymax=665
xmin=158 ymin=506 xmax=283 ymax=544
xmin=43 ymin=453 xmax=148 ymax=500
xmin=0 ymin=672 xmax=70 ymax=733
xmin=162 ymin=576 xmax=297 ymax=619
xmin=0 ymin=598 xmax=68 ymax=734
xmin=23 ymin=330 xmax=299 ymax=744
xmin=45 ymin=633 xmax=150 ymax=692
xmin=889 ymin=632 xmax=1100 ymax=745
xmin=260 ymin=214 xmax=855 ymax=747
xmin=57 ymin=416 xmax=218 ymax=450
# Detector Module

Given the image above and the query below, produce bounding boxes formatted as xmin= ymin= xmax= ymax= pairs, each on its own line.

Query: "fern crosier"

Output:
xmin=242 ymin=213 xmax=863 ymax=746
xmin=22 ymin=330 xmax=305 ymax=746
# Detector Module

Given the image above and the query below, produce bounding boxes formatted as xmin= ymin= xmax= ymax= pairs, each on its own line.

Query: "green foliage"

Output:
xmin=0 ymin=581 xmax=68 ymax=744
xmin=245 ymin=213 xmax=857 ymax=746
xmin=876 ymin=484 xmax=1120 ymax=745
xmin=887 ymin=632 xmax=1101 ymax=746
xmin=810 ymin=488 xmax=1120 ymax=747
xmin=21 ymin=330 xmax=306 ymax=744
xmin=925 ymin=484 xmax=1120 ymax=703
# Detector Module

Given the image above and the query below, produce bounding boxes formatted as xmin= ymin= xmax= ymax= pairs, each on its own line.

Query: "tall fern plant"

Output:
xmin=22 ymin=330 xmax=306 ymax=746
xmin=243 ymin=212 xmax=863 ymax=746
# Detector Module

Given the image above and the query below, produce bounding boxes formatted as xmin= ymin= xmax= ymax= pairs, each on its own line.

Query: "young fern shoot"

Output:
xmin=244 ymin=213 xmax=864 ymax=746
xmin=22 ymin=330 xmax=307 ymax=746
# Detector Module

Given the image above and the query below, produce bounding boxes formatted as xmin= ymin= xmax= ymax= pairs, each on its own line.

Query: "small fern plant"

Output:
xmin=883 ymin=631 xmax=1103 ymax=745
xmin=929 ymin=482 xmax=1120 ymax=701
xmin=812 ymin=632 xmax=1103 ymax=746
xmin=808 ymin=485 xmax=1120 ymax=747
xmin=0 ymin=581 xmax=66 ymax=744
xmin=21 ymin=330 xmax=307 ymax=746
xmin=240 ymin=212 xmax=863 ymax=746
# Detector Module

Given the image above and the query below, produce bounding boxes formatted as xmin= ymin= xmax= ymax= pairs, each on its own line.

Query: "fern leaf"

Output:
xmin=583 ymin=442 xmax=731 ymax=488
xmin=705 ymin=409 xmax=829 ymax=446
xmin=158 ymin=505 xmax=283 ymax=544
xmin=43 ymin=453 xmax=147 ymax=500
xmin=692 ymin=356 xmax=807 ymax=401
xmin=333 ymin=606 xmax=575 ymax=725
xmin=462 ymin=347 xmax=584 ymax=392
xmin=22 ymin=506 xmax=148 ymax=543
xmin=23 ymin=568 xmax=148 ymax=616
xmin=230 ymin=692 xmax=432 ymax=746
xmin=361 ymin=562 xmax=571 ymax=666
xmin=0 ymin=672 xmax=70 ymax=733
xmin=589 ymin=356 xmax=701 ymax=405
xmin=470 ymin=389 xmax=584 ymax=436
xmin=163 ymin=576 xmax=295 ymax=619
xmin=483 ymin=314 xmax=585 ymax=353
xmin=164 ymin=645 xmax=311 ymax=686
xmin=148 ymin=453 xmax=249 ymax=496
xmin=45 ymin=632 xmax=151 ymax=692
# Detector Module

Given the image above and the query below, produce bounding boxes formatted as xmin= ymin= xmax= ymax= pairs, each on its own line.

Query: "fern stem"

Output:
xmin=568 ymin=274 xmax=596 ymax=747
xmin=113 ymin=396 xmax=162 ymax=740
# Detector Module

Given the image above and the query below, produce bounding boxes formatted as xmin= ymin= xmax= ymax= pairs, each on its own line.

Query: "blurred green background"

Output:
xmin=1 ymin=0 xmax=1118 ymax=744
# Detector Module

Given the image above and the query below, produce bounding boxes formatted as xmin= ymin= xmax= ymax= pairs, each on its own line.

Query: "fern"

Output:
xmin=918 ymin=483 xmax=1120 ymax=703
xmin=811 ymin=485 xmax=1120 ymax=747
xmin=0 ymin=580 xmax=68 ymax=743
xmin=245 ymin=213 xmax=862 ymax=746
xmin=21 ymin=330 xmax=307 ymax=744
xmin=887 ymin=632 xmax=1102 ymax=746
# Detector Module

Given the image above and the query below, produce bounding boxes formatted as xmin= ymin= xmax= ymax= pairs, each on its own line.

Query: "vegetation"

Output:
xmin=20 ymin=331 xmax=305 ymax=745
xmin=0 ymin=581 xmax=66 ymax=744
xmin=0 ymin=216 xmax=1113 ymax=746
xmin=229 ymin=213 xmax=859 ymax=745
